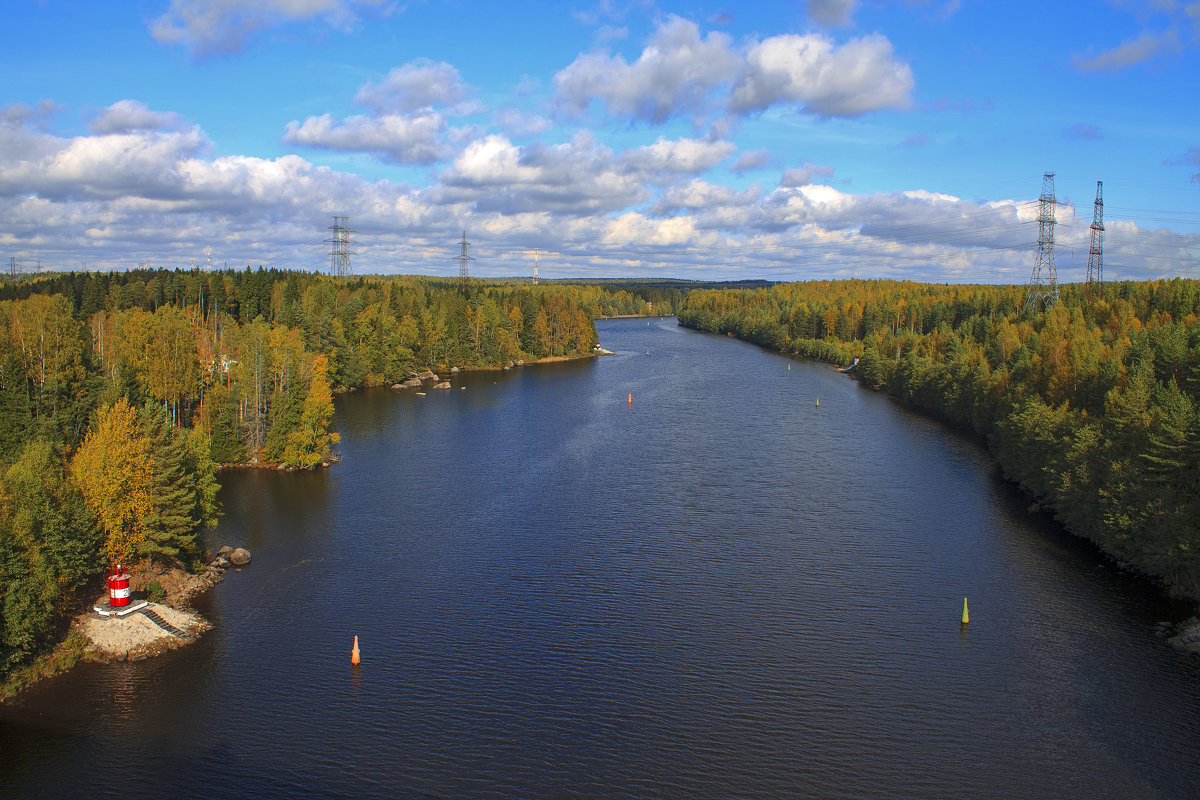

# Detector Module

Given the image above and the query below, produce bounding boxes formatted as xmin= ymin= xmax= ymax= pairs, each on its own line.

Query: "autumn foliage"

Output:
xmin=681 ymin=278 xmax=1200 ymax=597
xmin=70 ymin=398 xmax=152 ymax=565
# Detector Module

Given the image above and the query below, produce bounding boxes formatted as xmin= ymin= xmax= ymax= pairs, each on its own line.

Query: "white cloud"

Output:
xmin=89 ymin=100 xmax=189 ymax=134
xmin=354 ymin=61 xmax=466 ymax=115
xmin=780 ymin=162 xmax=835 ymax=187
xmin=150 ymin=0 xmax=390 ymax=57
xmin=620 ymin=137 xmax=735 ymax=175
xmin=650 ymin=179 xmax=760 ymax=226
xmin=0 ymin=125 xmax=211 ymax=202
xmin=554 ymin=16 xmax=740 ymax=123
xmin=495 ymin=108 xmax=553 ymax=138
xmin=436 ymin=132 xmax=649 ymax=215
xmin=554 ymin=16 xmax=914 ymax=124
xmin=1 ymin=104 xmax=1193 ymax=282
xmin=730 ymin=33 xmax=914 ymax=117
xmin=283 ymin=112 xmax=452 ymax=165
xmin=283 ymin=59 xmax=472 ymax=164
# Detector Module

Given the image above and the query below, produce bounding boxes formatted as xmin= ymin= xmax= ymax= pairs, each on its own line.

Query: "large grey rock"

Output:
xmin=216 ymin=545 xmax=233 ymax=559
xmin=229 ymin=547 xmax=252 ymax=566
xmin=432 ymin=381 xmax=451 ymax=390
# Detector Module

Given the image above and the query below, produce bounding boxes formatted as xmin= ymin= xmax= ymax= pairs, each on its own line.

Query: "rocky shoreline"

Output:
xmin=77 ymin=547 xmax=252 ymax=663
xmin=1163 ymin=616 xmax=1200 ymax=654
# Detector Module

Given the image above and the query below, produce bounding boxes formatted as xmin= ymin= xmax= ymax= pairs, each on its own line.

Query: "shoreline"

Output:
xmin=2 ymin=561 xmax=229 ymax=702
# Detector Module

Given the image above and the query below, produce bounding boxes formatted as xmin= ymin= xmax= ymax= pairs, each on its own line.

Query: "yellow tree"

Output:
xmin=70 ymin=398 xmax=152 ymax=565
xmin=283 ymin=354 xmax=339 ymax=468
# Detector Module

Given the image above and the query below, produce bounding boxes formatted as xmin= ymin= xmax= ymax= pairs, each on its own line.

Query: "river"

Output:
xmin=3 ymin=316 xmax=1199 ymax=799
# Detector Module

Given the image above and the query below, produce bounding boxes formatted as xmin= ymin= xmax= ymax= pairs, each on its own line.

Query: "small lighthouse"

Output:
xmin=93 ymin=563 xmax=148 ymax=617
xmin=108 ymin=564 xmax=131 ymax=607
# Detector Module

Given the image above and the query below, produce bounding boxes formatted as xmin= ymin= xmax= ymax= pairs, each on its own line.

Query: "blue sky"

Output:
xmin=2 ymin=0 xmax=1198 ymax=282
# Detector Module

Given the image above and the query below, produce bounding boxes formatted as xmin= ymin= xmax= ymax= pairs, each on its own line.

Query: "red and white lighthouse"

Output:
xmin=107 ymin=564 xmax=131 ymax=608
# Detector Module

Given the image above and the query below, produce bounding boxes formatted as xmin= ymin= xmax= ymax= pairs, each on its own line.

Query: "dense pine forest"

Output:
xmin=0 ymin=268 xmax=679 ymax=678
xmin=679 ymin=278 xmax=1200 ymax=600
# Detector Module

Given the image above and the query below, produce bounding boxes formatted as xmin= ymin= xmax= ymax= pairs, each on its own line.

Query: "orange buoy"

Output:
xmin=628 ymin=393 xmax=632 ymax=405
xmin=351 ymin=635 xmax=361 ymax=665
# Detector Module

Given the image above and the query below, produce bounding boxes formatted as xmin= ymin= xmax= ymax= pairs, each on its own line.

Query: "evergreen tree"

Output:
xmin=138 ymin=404 xmax=198 ymax=566
xmin=0 ymin=439 xmax=100 ymax=670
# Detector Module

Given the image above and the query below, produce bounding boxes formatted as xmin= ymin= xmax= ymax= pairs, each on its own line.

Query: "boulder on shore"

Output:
xmin=230 ymin=547 xmax=252 ymax=566
xmin=216 ymin=545 xmax=233 ymax=559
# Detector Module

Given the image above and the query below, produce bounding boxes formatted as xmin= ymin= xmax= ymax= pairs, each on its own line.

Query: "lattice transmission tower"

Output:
xmin=453 ymin=230 xmax=474 ymax=289
xmin=326 ymin=216 xmax=356 ymax=278
xmin=1086 ymin=181 xmax=1104 ymax=299
xmin=1024 ymin=172 xmax=1059 ymax=311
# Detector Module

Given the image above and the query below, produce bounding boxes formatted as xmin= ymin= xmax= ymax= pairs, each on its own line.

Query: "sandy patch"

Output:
xmin=77 ymin=602 xmax=211 ymax=661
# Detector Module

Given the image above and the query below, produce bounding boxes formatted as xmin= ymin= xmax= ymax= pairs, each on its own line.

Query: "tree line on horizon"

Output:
xmin=679 ymin=277 xmax=1200 ymax=599
xmin=0 ymin=267 xmax=678 ymax=678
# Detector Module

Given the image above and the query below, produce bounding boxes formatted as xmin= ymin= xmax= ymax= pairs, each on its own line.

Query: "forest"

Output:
xmin=0 ymin=268 xmax=677 ymax=679
xmin=679 ymin=278 xmax=1200 ymax=600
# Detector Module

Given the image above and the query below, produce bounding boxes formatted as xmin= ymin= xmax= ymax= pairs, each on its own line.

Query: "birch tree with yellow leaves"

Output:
xmin=69 ymin=398 xmax=152 ymax=565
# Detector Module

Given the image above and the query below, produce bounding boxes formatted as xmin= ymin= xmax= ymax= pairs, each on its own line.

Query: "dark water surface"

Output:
xmin=4 ymin=317 xmax=1200 ymax=799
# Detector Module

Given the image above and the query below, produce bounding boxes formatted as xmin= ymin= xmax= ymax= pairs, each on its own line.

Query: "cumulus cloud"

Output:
xmin=649 ymin=179 xmax=760 ymax=228
xmin=730 ymin=33 xmax=914 ymax=117
xmin=0 ymin=123 xmax=212 ymax=202
xmin=620 ymin=137 xmax=735 ymax=175
xmin=284 ymin=60 xmax=471 ymax=165
xmin=435 ymin=132 xmax=649 ymax=215
xmin=495 ymin=108 xmax=553 ymax=138
xmin=555 ymin=16 xmax=914 ymax=124
xmin=2 ymin=100 xmax=1193 ymax=282
xmin=89 ymin=100 xmax=189 ymax=135
xmin=554 ymin=16 xmax=740 ymax=124
xmin=780 ymin=162 xmax=835 ymax=187
xmin=283 ymin=112 xmax=452 ymax=165
xmin=354 ymin=61 xmax=466 ymax=115
xmin=150 ymin=0 xmax=390 ymax=57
